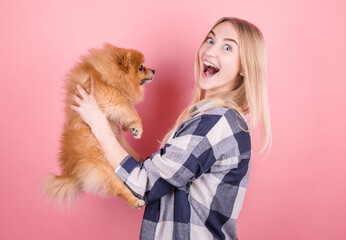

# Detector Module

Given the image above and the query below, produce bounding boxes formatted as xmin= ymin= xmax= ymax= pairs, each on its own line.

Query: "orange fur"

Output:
xmin=41 ymin=43 xmax=155 ymax=208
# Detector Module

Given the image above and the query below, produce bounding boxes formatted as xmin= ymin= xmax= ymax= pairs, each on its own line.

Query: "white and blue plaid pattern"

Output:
xmin=115 ymin=101 xmax=251 ymax=240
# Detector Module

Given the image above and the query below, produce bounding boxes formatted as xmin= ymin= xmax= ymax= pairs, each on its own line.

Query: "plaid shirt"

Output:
xmin=115 ymin=100 xmax=251 ymax=240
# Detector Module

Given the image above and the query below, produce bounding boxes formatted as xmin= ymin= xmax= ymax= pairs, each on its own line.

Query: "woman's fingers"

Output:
xmin=71 ymin=94 xmax=82 ymax=112
xmin=76 ymin=84 xmax=88 ymax=100
xmin=90 ymin=76 xmax=95 ymax=95
xmin=71 ymin=105 xmax=79 ymax=112
xmin=73 ymin=94 xmax=82 ymax=105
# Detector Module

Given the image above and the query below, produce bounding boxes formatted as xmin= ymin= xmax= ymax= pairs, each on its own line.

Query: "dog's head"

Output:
xmin=86 ymin=43 xmax=155 ymax=98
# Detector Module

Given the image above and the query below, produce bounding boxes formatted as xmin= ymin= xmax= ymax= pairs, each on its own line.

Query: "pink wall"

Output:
xmin=1 ymin=0 xmax=345 ymax=239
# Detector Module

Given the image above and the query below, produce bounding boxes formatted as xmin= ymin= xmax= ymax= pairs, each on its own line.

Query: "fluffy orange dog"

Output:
xmin=42 ymin=43 xmax=155 ymax=208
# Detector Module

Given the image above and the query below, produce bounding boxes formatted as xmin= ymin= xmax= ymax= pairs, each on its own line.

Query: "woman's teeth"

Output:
xmin=203 ymin=60 xmax=218 ymax=69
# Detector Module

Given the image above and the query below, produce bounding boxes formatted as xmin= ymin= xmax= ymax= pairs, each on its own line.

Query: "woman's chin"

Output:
xmin=199 ymin=77 xmax=214 ymax=90
xmin=198 ymin=81 xmax=209 ymax=91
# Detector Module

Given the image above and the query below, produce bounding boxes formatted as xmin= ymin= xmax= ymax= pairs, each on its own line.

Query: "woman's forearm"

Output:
xmin=117 ymin=136 xmax=142 ymax=162
xmin=92 ymin=118 xmax=129 ymax=169
xmin=92 ymin=117 xmax=143 ymax=168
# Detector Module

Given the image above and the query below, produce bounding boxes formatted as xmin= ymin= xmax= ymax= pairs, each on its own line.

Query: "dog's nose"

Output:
xmin=151 ymin=69 xmax=155 ymax=74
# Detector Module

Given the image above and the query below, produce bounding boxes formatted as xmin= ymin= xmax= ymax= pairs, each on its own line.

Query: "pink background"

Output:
xmin=1 ymin=0 xmax=345 ymax=239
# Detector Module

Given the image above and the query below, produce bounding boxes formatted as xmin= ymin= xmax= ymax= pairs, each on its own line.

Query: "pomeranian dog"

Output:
xmin=42 ymin=43 xmax=155 ymax=208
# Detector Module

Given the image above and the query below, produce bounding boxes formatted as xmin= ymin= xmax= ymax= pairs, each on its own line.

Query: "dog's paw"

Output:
xmin=131 ymin=128 xmax=143 ymax=139
xmin=134 ymin=199 xmax=146 ymax=209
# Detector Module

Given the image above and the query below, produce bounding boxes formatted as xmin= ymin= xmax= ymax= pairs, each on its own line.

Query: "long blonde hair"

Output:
xmin=159 ymin=17 xmax=272 ymax=158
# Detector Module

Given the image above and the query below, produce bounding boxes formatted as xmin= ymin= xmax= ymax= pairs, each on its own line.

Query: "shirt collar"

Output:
xmin=195 ymin=98 xmax=219 ymax=110
xmin=189 ymin=98 xmax=220 ymax=118
xmin=191 ymin=99 xmax=246 ymax=121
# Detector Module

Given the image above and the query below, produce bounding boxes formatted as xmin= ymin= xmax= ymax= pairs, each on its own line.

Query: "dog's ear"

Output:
xmin=118 ymin=52 xmax=132 ymax=72
xmin=126 ymin=52 xmax=132 ymax=65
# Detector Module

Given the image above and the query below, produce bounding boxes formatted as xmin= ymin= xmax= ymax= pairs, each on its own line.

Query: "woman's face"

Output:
xmin=198 ymin=21 xmax=242 ymax=97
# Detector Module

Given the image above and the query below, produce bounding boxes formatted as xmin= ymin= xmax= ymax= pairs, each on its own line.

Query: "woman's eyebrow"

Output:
xmin=210 ymin=30 xmax=238 ymax=45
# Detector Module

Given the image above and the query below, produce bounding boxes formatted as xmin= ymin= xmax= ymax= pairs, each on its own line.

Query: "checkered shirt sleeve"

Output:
xmin=114 ymin=106 xmax=250 ymax=205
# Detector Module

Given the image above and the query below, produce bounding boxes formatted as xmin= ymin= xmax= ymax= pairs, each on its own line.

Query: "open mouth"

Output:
xmin=202 ymin=61 xmax=219 ymax=78
xmin=140 ymin=77 xmax=153 ymax=85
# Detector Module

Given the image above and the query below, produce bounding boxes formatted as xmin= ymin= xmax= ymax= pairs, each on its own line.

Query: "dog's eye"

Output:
xmin=139 ymin=65 xmax=143 ymax=71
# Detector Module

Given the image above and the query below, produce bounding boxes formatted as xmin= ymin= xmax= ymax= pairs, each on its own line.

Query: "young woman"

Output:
xmin=71 ymin=17 xmax=271 ymax=240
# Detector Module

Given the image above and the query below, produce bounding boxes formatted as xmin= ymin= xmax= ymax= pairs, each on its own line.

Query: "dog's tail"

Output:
xmin=41 ymin=173 xmax=82 ymax=204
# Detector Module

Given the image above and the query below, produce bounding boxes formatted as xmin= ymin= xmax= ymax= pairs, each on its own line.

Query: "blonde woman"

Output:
xmin=72 ymin=17 xmax=272 ymax=240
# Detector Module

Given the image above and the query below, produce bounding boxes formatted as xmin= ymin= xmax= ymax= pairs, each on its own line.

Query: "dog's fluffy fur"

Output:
xmin=42 ymin=43 xmax=155 ymax=208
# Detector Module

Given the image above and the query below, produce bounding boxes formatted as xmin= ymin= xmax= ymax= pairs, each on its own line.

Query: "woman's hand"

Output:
xmin=71 ymin=77 xmax=108 ymax=136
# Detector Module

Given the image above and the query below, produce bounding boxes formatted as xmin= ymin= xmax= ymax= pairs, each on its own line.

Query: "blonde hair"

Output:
xmin=159 ymin=17 xmax=272 ymax=159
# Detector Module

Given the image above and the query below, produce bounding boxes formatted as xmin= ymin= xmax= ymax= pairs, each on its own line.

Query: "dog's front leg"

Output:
xmin=106 ymin=99 xmax=143 ymax=139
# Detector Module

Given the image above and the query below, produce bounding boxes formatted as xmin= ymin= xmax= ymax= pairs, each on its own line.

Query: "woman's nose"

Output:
xmin=204 ymin=44 xmax=218 ymax=57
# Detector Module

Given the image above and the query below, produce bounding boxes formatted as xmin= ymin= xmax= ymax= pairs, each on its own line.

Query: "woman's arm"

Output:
xmin=117 ymin=134 xmax=143 ymax=162
xmin=109 ymin=121 xmax=143 ymax=162
xmin=71 ymin=79 xmax=141 ymax=168
xmin=91 ymin=116 xmax=129 ymax=169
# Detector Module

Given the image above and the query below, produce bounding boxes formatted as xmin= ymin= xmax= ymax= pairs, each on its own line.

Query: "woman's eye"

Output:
xmin=139 ymin=65 xmax=143 ymax=71
xmin=206 ymin=38 xmax=213 ymax=44
xmin=224 ymin=45 xmax=231 ymax=51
